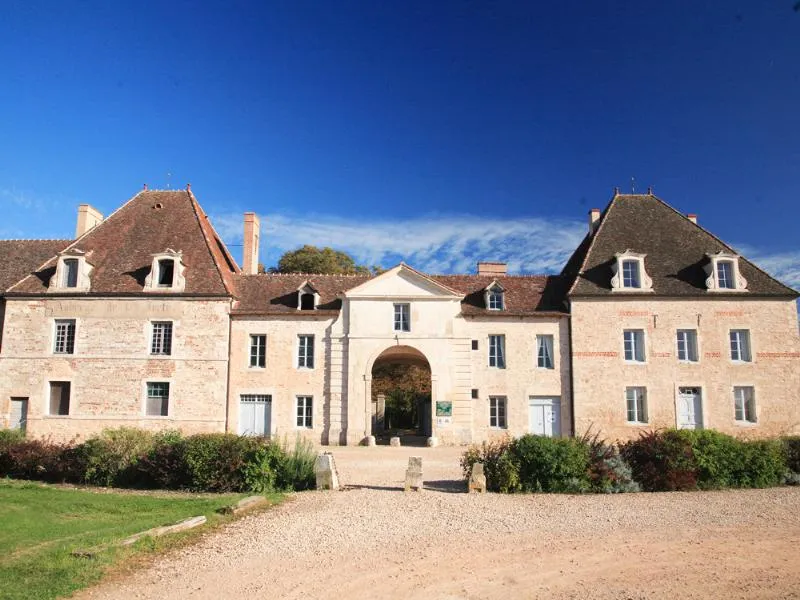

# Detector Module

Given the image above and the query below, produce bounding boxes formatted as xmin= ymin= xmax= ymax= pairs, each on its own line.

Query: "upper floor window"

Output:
xmin=623 ymin=329 xmax=646 ymax=363
xmin=250 ymin=334 xmax=266 ymax=368
xmin=611 ymin=251 xmax=652 ymax=292
xmin=394 ymin=303 xmax=410 ymax=332
xmin=733 ymin=386 xmax=756 ymax=424
xmin=729 ymin=329 xmax=752 ymax=363
xmin=676 ymin=329 xmax=699 ymax=362
xmin=705 ymin=252 xmax=747 ymax=292
xmin=536 ymin=335 xmax=554 ymax=369
xmin=485 ymin=283 xmax=505 ymax=310
xmin=297 ymin=282 xmax=318 ymax=311
xmin=49 ymin=250 xmax=93 ymax=292
xmin=298 ymin=335 xmax=314 ymax=369
xmin=151 ymin=321 xmax=173 ymax=355
xmin=488 ymin=334 xmax=506 ymax=369
xmin=625 ymin=387 xmax=648 ymax=424
xmin=144 ymin=249 xmax=186 ymax=292
xmin=53 ymin=319 xmax=76 ymax=354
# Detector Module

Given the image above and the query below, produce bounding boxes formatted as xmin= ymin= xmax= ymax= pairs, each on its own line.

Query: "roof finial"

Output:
xmin=186 ymin=183 xmax=191 ymax=192
xmin=647 ymin=186 xmax=653 ymax=195
xmin=631 ymin=176 xmax=636 ymax=193
xmin=143 ymin=183 xmax=148 ymax=191
xmin=614 ymin=186 xmax=620 ymax=195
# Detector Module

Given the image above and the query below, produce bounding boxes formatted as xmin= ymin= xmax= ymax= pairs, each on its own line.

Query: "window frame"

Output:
xmin=249 ymin=334 xmax=266 ymax=368
xmin=62 ymin=258 xmax=79 ymax=288
xmin=144 ymin=381 xmax=171 ymax=417
xmin=150 ymin=321 xmax=174 ymax=356
xmin=488 ymin=334 xmax=506 ymax=369
xmin=297 ymin=334 xmax=315 ymax=369
xmin=621 ymin=259 xmax=641 ymax=289
xmin=296 ymin=395 xmax=313 ymax=429
xmin=733 ymin=386 xmax=757 ymax=424
xmin=157 ymin=258 xmax=175 ymax=287
xmin=393 ymin=303 xmax=410 ymax=332
xmin=729 ymin=329 xmax=752 ymax=363
xmin=623 ymin=329 xmax=646 ymax=363
xmin=676 ymin=329 xmax=699 ymax=363
xmin=536 ymin=334 xmax=555 ymax=369
xmin=625 ymin=386 xmax=648 ymax=424
xmin=487 ymin=288 xmax=504 ymax=311
xmin=53 ymin=318 xmax=76 ymax=355
xmin=47 ymin=380 xmax=72 ymax=416
xmin=489 ymin=396 xmax=507 ymax=429
xmin=611 ymin=252 xmax=653 ymax=292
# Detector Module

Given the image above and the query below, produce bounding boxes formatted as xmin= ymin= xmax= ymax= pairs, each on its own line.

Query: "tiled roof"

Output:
xmin=564 ymin=193 xmax=798 ymax=298
xmin=0 ymin=240 xmax=71 ymax=292
xmin=7 ymin=190 xmax=239 ymax=296
xmin=232 ymin=272 xmax=568 ymax=315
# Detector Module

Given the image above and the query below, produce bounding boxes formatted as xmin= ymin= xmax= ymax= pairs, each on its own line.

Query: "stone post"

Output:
xmin=404 ymin=456 xmax=423 ymax=492
xmin=314 ymin=452 xmax=340 ymax=491
xmin=376 ymin=393 xmax=386 ymax=432
xmin=468 ymin=462 xmax=487 ymax=494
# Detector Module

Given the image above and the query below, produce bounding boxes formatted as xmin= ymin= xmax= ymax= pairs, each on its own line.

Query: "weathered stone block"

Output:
xmin=389 ymin=436 xmax=401 ymax=447
xmin=426 ymin=436 xmax=438 ymax=447
xmin=365 ymin=435 xmax=376 ymax=447
xmin=314 ymin=452 xmax=339 ymax=490
xmin=468 ymin=462 xmax=487 ymax=494
xmin=405 ymin=456 xmax=423 ymax=492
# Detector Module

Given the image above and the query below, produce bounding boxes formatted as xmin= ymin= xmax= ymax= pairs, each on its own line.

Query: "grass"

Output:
xmin=0 ymin=479 xmax=283 ymax=600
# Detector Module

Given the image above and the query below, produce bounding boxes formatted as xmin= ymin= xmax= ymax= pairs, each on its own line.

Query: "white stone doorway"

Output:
xmin=677 ymin=387 xmax=703 ymax=430
xmin=370 ymin=345 xmax=432 ymax=445
xmin=529 ymin=396 xmax=561 ymax=437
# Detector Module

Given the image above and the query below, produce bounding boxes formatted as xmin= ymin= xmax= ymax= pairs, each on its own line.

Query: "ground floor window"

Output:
xmin=489 ymin=396 xmax=507 ymax=429
xmin=733 ymin=386 xmax=756 ymax=424
xmin=625 ymin=387 xmax=648 ymax=423
xmin=48 ymin=381 xmax=71 ymax=416
xmin=146 ymin=382 xmax=170 ymax=416
xmin=296 ymin=395 xmax=313 ymax=428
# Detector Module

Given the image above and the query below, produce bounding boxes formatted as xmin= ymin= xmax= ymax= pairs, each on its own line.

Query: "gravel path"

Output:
xmin=77 ymin=447 xmax=800 ymax=600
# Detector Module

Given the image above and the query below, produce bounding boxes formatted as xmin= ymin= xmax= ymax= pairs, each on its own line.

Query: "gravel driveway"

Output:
xmin=76 ymin=447 xmax=800 ymax=600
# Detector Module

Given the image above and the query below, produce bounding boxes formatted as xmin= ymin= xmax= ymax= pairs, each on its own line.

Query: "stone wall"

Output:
xmin=0 ymin=297 xmax=231 ymax=440
xmin=570 ymin=298 xmax=800 ymax=440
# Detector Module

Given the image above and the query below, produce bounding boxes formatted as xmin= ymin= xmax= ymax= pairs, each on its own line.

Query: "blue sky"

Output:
xmin=1 ymin=1 xmax=798 ymax=286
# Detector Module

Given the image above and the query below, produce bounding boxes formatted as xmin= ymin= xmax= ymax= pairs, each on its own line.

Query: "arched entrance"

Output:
xmin=370 ymin=345 xmax=432 ymax=444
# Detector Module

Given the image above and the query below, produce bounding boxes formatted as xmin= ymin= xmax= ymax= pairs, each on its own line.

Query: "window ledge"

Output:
xmin=734 ymin=420 xmax=758 ymax=427
xmin=626 ymin=421 xmax=649 ymax=426
xmin=44 ymin=415 xmax=71 ymax=419
xmin=142 ymin=415 xmax=171 ymax=420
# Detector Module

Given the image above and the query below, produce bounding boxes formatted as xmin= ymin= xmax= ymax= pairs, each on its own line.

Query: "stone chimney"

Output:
xmin=588 ymin=208 xmax=601 ymax=233
xmin=687 ymin=213 xmax=698 ymax=225
xmin=75 ymin=204 xmax=103 ymax=238
xmin=243 ymin=212 xmax=260 ymax=275
xmin=477 ymin=262 xmax=507 ymax=276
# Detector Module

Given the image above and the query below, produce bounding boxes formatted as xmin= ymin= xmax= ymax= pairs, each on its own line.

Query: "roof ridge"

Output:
xmin=186 ymin=191 xmax=239 ymax=296
xmin=566 ymin=193 xmax=618 ymax=296
xmin=0 ymin=238 xmax=72 ymax=242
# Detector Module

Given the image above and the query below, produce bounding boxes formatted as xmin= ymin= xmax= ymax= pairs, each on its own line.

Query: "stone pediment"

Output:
xmin=345 ymin=263 xmax=463 ymax=299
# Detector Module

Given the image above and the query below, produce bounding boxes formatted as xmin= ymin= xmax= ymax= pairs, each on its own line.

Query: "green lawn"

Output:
xmin=0 ymin=480 xmax=282 ymax=600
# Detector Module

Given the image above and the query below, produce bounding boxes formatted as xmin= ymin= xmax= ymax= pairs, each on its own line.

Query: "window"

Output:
xmin=489 ymin=396 xmax=507 ymax=428
xmin=730 ymin=330 xmax=752 ymax=362
xmin=717 ymin=260 xmax=735 ymax=289
xmin=151 ymin=321 xmax=173 ymax=355
xmin=249 ymin=334 xmax=266 ymax=368
xmin=298 ymin=335 xmax=314 ymax=368
xmin=157 ymin=259 xmax=175 ymax=287
xmin=676 ymin=329 xmax=699 ymax=362
xmin=471 ymin=340 xmax=479 ymax=351
xmin=625 ymin=387 xmax=648 ymax=423
xmin=48 ymin=381 xmax=71 ymax=416
xmin=297 ymin=283 xmax=318 ymax=311
xmin=145 ymin=382 xmax=170 ymax=416
xmin=623 ymin=329 xmax=645 ymax=362
xmin=471 ymin=388 xmax=479 ymax=399
xmin=296 ymin=395 xmax=313 ymax=428
xmin=53 ymin=319 xmax=76 ymax=354
xmin=300 ymin=293 xmax=315 ymax=310
xmin=488 ymin=288 xmax=504 ymax=310
xmin=733 ymin=386 xmax=756 ymax=423
xmin=488 ymin=335 xmax=505 ymax=368
xmin=63 ymin=259 xmax=79 ymax=288
xmin=621 ymin=259 xmax=641 ymax=288
xmin=536 ymin=335 xmax=554 ymax=369
xmin=393 ymin=303 xmax=410 ymax=332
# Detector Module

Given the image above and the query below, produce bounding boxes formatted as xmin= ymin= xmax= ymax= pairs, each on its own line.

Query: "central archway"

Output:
xmin=370 ymin=345 xmax=432 ymax=444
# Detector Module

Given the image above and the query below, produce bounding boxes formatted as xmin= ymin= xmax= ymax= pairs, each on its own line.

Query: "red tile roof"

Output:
xmin=6 ymin=190 xmax=239 ymax=296
xmin=0 ymin=240 xmax=71 ymax=292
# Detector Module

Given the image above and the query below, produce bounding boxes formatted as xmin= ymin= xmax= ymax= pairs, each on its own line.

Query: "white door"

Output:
xmin=529 ymin=397 xmax=561 ymax=437
xmin=239 ymin=395 xmax=272 ymax=436
xmin=10 ymin=398 xmax=28 ymax=431
xmin=677 ymin=387 xmax=703 ymax=430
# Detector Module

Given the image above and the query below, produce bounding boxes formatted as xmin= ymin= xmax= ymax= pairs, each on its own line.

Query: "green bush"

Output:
xmin=620 ymin=430 xmax=697 ymax=491
xmin=734 ymin=439 xmax=785 ymax=488
xmin=242 ymin=442 xmax=286 ymax=493
xmin=673 ymin=429 xmax=742 ymax=490
xmin=134 ymin=430 xmax=188 ymax=489
xmin=784 ymin=436 xmax=800 ymax=474
xmin=511 ymin=434 xmax=591 ymax=493
xmin=81 ymin=428 xmax=157 ymax=487
xmin=277 ymin=436 xmax=317 ymax=491
xmin=460 ymin=436 xmax=519 ymax=493
xmin=181 ymin=433 xmax=260 ymax=492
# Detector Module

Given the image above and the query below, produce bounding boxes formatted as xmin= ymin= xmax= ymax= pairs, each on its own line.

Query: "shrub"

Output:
xmin=182 ymin=433 xmax=259 ymax=492
xmin=80 ymin=428 xmax=157 ymax=487
xmin=277 ymin=436 xmax=317 ymax=491
xmin=510 ymin=434 xmax=590 ymax=493
xmin=135 ymin=430 xmax=188 ymax=489
xmin=0 ymin=438 xmax=82 ymax=483
xmin=734 ymin=439 xmax=785 ymax=488
xmin=620 ymin=430 xmax=697 ymax=492
xmin=242 ymin=442 xmax=285 ymax=493
xmin=460 ymin=436 xmax=519 ymax=493
xmin=784 ymin=436 xmax=800 ymax=474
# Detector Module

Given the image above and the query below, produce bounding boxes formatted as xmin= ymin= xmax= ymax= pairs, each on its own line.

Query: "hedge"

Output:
xmin=0 ymin=428 xmax=316 ymax=493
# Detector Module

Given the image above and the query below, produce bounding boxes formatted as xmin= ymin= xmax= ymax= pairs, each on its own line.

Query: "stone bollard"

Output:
xmin=389 ymin=436 xmax=401 ymax=447
xmin=314 ymin=452 xmax=340 ymax=491
xmin=366 ymin=435 xmax=376 ymax=447
xmin=426 ymin=436 xmax=438 ymax=447
xmin=404 ymin=456 xmax=423 ymax=492
xmin=468 ymin=462 xmax=487 ymax=494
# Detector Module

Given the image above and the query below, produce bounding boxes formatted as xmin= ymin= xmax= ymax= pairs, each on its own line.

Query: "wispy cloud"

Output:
xmin=212 ymin=212 xmax=588 ymax=274
xmin=740 ymin=247 xmax=800 ymax=291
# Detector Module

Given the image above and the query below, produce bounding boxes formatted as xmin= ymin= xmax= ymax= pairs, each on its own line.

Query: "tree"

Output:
xmin=272 ymin=245 xmax=372 ymax=274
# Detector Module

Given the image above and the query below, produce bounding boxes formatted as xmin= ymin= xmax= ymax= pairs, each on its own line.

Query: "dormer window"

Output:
xmin=484 ymin=282 xmax=505 ymax=310
xmin=705 ymin=252 xmax=747 ymax=292
xmin=611 ymin=251 xmax=653 ymax=292
xmin=144 ymin=249 xmax=186 ymax=292
xmin=296 ymin=282 xmax=319 ymax=311
xmin=49 ymin=250 xmax=93 ymax=292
